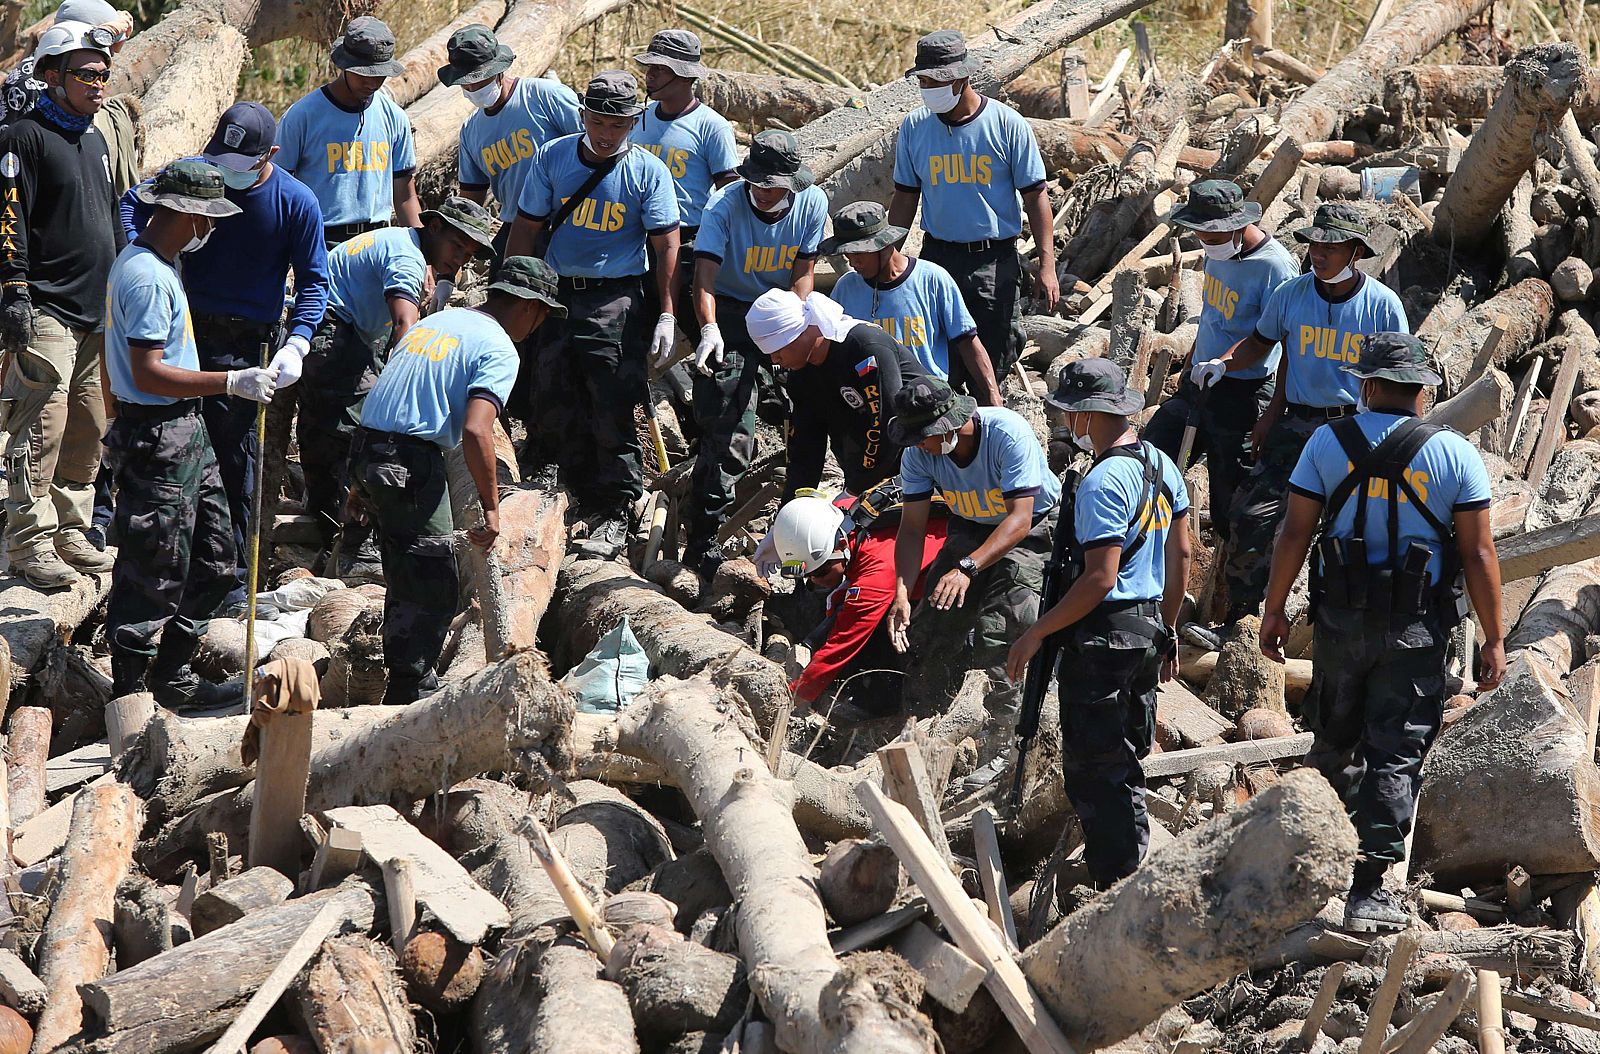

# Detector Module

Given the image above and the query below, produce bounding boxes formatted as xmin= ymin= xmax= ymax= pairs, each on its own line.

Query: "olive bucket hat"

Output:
xmin=1341 ymin=332 xmax=1443 ymax=386
xmin=1046 ymin=357 xmax=1146 ymax=416
xmin=421 ymin=195 xmax=497 ymax=249
xmin=736 ymin=129 xmax=814 ymax=191
xmin=331 ymin=16 xmax=405 ymax=78
xmin=134 ymin=159 xmax=244 ymax=219
xmin=1169 ymin=179 xmax=1262 ymax=232
xmin=581 ymin=70 xmax=646 ymax=117
xmin=438 ymin=25 xmax=514 ymax=87
xmin=634 ymin=29 xmax=710 ymax=79
xmin=820 ymin=201 xmax=907 ymax=255
xmin=905 ymin=30 xmax=979 ymax=80
xmin=1293 ymin=202 xmax=1377 ymax=257
xmin=488 ymin=256 xmax=567 ymax=316
xmin=886 ymin=376 xmax=978 ymax=447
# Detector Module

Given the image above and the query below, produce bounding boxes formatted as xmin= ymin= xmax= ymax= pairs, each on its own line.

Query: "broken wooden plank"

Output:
xmin=973 ymin=807 xmax=1020 ymax=953
xmin=1478 ymin=969 xmax=1507 ymax=1054
xmin=1499 ymin=985 xmax=1600 ymax=1031
xmin=891 ymin=921 xmax=986 ymax=1013
xmin=320 ymin=804 xmax=509 ymax=944
xmin=45 ymin=740 xmax=113 ymax=794
xmin=202 ymin=895 xmax=350 ymax=1054
xmin=1496 ymin=513 xmax=1600 ymax=583
xmin=1299 ymin=961 xmax=1347 ymax=1045
xmin=0 ymin=947 xmax=44 ymax=1014
xmin=878 ymin=741 xmax=953 ymax=869
xmin=1527 ymin=333 xmax=1584 ymax=488
xmin=248 ymin=670 xmax=316 ymax=879
xmin=1141 ymin=732 xmax=1315 ymax=779
xmin=305 ymin=827 xmax=364 ymax=892
xmin=191 ymin=867 xmax=295 ymax=937
xmin=830 ymin=900 xmax=928 ymax=954
xmin=1155 ymin=680 xmax=1235 ymax=748
xmin=1358 ymin=931 xmax=1420 ymax=1054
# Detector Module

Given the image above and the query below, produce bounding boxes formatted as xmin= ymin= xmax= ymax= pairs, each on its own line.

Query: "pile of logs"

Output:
xmin=4 ymin=0 xmax=1600 ymax=1050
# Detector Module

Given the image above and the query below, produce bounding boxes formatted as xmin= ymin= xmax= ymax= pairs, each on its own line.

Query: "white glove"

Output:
xmin=649 ymin=312 xmax=677 ymax=368
xmin=226 ymin=366 xmax=278 ymax=404
xmin=1190 ymin=359 xmax=1227 ymax=389
xmin=752 ymin=530 xmax=782 ymax=578
xmin=269 ymin=335 xmax=309 ymax=389
xmin=429 ymin=278 xmax=455 ymax=313
xmin=694 ymin=322 xmax=725 ymax=376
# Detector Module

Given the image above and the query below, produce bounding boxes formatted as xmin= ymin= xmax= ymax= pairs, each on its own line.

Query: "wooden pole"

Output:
xmin=878 ymin=741 xmax=953 ymax=870
xmin=973 ymin=808 xmax=1020 ymax=953
xmin=1298 ymin=962 xmax=1347 ymax=1045
xmin=1476 ymin=969 xmax=1506 ymax=1054
xmin=381 ymin=857 xmax=416 ymax=957
xmin=1357 ymin=931 xmax=1420 ymax=1054
xmin=523 ymin=812 xmax=615 ymax=960
xmin=1503 ymin=355 xmax=1544 ymax=457
xmin=1462 ymin=314 xmax=1508 ymax=388
xmin=247 ymin=684 xmax=316 ymax=878
xmin=1527 ymin=338 xmax=1582 ymax=487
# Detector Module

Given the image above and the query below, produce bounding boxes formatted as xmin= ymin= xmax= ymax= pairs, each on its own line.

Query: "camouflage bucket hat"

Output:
xmin=1341 ymin=332 xmax=1443 ymax=386
xmin=820 ymin=201 xmax=907 ymax=255
xmin=133 ymin=159 xmax=244 ymax=219
xmin=1169 ymin=179 xmax=1261 ymax=232
xmin=886 ymin=376 xmax=978 ymax=447
xmin=331 ymin=16 xmax=405 ymax=78
xmin=438 ymin=25 xmax=514 ymax=87
xmin=1293 ymin=202 xmax=1376 ymax=256
xmin=736 ymin=129 xmax=814 ymax=191
xmin=489 ymin=256 xmax=567 ymax=316
xmin=422 ymin=195 xmax=497 ymax=248
xmin=582 ymin=70 xmax=646 ymax=117
xmin=635 ymin=29 xmax=709 ymax=79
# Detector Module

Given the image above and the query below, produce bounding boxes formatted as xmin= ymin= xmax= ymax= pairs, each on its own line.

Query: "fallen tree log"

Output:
xmin=1031 ymin=118 xmax=1219 ymax=178
xmin=698 ymin=68 xmax=855 ymax=130
xmin=0 ymin=574 xmax=99 ymax=690
xmin=76 ymin=885 xmax=376 ymax=1054
xmin=1433 ymin=43 xmax=1587 ymax=250
xmin=1497 ymin=512 xmax=1600 ymax=582
xmin=1505 ymin=557 xmax=1600 ymax=674
xmin=1423 ymin=366 xmax=1511 ymax=435
xmin=293 ymin=936 xmax=416 ymax=1054
xmin=1415 ymin=654 xmax=1600 ymax=883
xmin=32 ymin=783 xmax=140 ymax=1054
xmin=1432 ymin=279 xmax=1555 ymax=396
xmin=1020 ymin=769 xmax=1358 ymax=1050
xmin=607 ymin=925 xmax=749 ymax=1046
xmin=1384 ymin=63 xmax=1600 ymax=123
xmin=6 ymin=706 xmax=49 ymax=826
xmin=614 ymin=676 xmax=940 ymax=1053
xmin=1062 ymin=121 xmax=1188 ymax=281
xmin=1274 ymin=0 xmax=1495 ymax=147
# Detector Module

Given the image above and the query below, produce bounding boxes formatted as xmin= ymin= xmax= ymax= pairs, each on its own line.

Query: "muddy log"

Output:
xmin=293 ymin=936 xmax=417 ymax=1054
xmin=1415 ymin=654 xmax=1600 ymax=883
xmin=1031 ymin=119 xmax=1219 ymax=178
xmin=699 ymin=68 xmax=855 ymax=130
xmin=1423 ymin=366 xmax=1512 ymax=435
xmin=1061 ymin=122 xmax=1188 ymax=281
xmin=1433 ymin=44 xmax=1587 ymax=250
xmin=607 ymin=926 xmax=748 ymax=1045
xmin=462 ymin=780 xmax=670 ymax=1054
xmin=32 ymin=783 xmax=141 ymax=1054
xmin=1505 ymin=557 xmax=1600 ymax=674
xmin=6 ymin=706 xmax=49 ymax=826
xmin=614 ymin=676 xmax=940 ymax=1054
xmin=1020 ymin=770 xmax=1358 ymax=1051
xmin=1275 ymin=0 xmax=1494 ymax=148
xmin=1432 ymin=279 xmax=1555 ymax=397
xmin=1385 ymin=63 xmax=1600 ymax=122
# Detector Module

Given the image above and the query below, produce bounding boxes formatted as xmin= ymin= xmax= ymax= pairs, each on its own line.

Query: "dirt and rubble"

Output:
xmin=2 ymin=0 xmax=1600 ymax=1051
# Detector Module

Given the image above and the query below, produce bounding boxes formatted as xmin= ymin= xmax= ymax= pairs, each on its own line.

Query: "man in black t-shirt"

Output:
xmin=0 ymin=22 xmax=118 ymax=588
xmin=745 ymin=288 xmax=926 ymax=502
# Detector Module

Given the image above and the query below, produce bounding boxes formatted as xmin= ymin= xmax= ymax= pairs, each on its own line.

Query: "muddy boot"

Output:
xmin=55 ymin=530 xmax=114 ymax=573
xmin=111 ymin=650 xmax=149 ymax=698
xmin=337 ymin=533 xmax=385 ymax=585
xmin=572 ymin=510 xmax=630 ymax=561
xmin=149 ymin=630 xmax=237 ymax=710
xmin=11 ymin=547 xmax=82 ymax=590
xmin=1343 ymin=886 xmax=1409 ymax=933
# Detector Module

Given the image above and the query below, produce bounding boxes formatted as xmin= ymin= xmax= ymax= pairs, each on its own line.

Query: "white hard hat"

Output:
xmin=34 ymin=19 xmax=113 ymax=62
xmin=770 ymin=493 xmax=848 ymax=577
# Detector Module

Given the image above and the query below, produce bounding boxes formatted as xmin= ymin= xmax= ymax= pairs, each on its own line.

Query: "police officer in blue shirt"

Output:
xmin=680 ymin=130 xmax=826 ymax=574
xmin=1220 ymin=204 xmax=1408 ymax=622
xmin=827 ymin=200 xmax=1002 ymax=406
xmin=634 ymin=29 xmax=738 ymax=338
xmin=351 ymin=256 xmax=561 ymax=705
xmin=276 ymin=16 xmax=420 ymax=247
xmin=1261 ymin=332 xmax=1506 ymax=933
xmin=504 ymin=70 xmax=680 ymax=558
xmin=1007 ymin=358 xmax=1190 ymax=888
xmin=889 ymin=31 xmax=1058 ymax=388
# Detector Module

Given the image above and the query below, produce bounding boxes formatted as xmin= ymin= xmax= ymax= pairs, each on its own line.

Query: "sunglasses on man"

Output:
xmin=66 ymin=66 xmax=111 ymax=86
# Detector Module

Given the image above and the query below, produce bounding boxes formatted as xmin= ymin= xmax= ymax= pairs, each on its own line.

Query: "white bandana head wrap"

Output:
xmin=746 ymin=290 xmax=864 ymax=356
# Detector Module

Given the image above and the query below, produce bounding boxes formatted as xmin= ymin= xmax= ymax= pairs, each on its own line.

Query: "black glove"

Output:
xmin=1 ymin=285 xmax=33 ymax=352
xmin=1156 ymin=623 xmax=1179 ymax=662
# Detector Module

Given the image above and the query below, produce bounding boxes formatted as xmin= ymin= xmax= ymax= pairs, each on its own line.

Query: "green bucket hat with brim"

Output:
xmin=820 ymin=200 xmax=907 ymax=255
xmin=1046 ymin=357 xmax=1145 ymax=415
xmin=905 ymin=30 xmax=979 ymax=80
xmin=1169 ymin=179 xmax=1261 ymax=232
xmin=438 ymin=25 xmax=514 ymax=87
xmin=1293 ymin=202 xmax=1377 ymax=256
xmin=635 ymin=29 xmax=710 ymax=79
xmin=331 ymin=16 xmax=405 ymax=78
xmin=421 ymin=195 xmax=497 ymax=249
xmin=488 ymin=256 xmax=567 ymax=316
xmin=736 ymin=129 xmax=814 ymax=191
xmin=134 ymin=160 xmax=244 ymax=219
xmin=886 ymin=376 xmax=978 ymax=447
xmin=1341 ymin=332 xmax=1443 ymax=386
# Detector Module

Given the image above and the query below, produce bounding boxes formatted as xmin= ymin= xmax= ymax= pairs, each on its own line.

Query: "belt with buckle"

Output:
xmin=1286 ymin=402 xmax=1358 ymax=420
xmin=560 ymin=274 xmax=642 ymax=292
xmin=927 ymin=234 xmax=1016 ymax=253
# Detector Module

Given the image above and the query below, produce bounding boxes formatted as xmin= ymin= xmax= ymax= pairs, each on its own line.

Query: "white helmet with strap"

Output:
xmin=34 ymin=19 xmax=113 ymax=62
xmin=770 ymin=491 xmax=848 ymax=577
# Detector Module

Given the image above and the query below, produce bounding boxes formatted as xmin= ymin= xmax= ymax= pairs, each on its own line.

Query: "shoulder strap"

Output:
xmin=540 ymin=148 xmax=623 ymax=251
xmin=1101 ymin=442 xmax=1173 ymax=565
xmin=1322 ymin=416 xmax=1451 ymax=542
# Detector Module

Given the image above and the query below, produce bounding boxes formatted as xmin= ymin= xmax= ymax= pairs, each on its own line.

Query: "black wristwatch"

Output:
xmin=956 ymin=557 xmax=979 ymax=578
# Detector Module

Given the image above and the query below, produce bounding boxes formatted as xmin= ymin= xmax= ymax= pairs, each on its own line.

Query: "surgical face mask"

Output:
xmin=748 ymin=186 xmax=791 ymax=216
xmin=1357 ymin=382 xmax=1371 ymax=414
xmin=464 ymin=80 xmax=501 ymax=109
xmin=920 ymin=83 xmax=961 ymax=114
xmin=937 ymin=433 xmax=958 ymax=456
xmin=219 ymin=164 xmax=261 ymax=191
xmin=1069 ymin=414 xmax=1095 ymax=453
xmin=1324 ymin=259 xmax=1358 ymax=284
xmin=183 ymin=221 xmax=213 ymax=253
xmin=1201 ymin=233 xmax=1241 ymax=261
xmin=582 ymin=132 xmax=628 ymax=158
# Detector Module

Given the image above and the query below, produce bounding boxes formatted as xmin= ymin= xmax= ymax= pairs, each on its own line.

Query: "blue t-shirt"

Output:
xmin=325 ymin=227 xmax=426 ymax=348
xmin=1076 ymin=442 xmax=1191 ymax=602
xmin=892 ymin=97 xmax=1046 ymax=242
xmin=276 ymin=86 xmax=416 ymax=226
xmin=633 ymin=101 xmax=739 ymax=229
xmin=120 ymin=162 xmax=329 ymax=346
xmin=516 ymin=136 xmax=680 ymax=279
xmin=360 ymin=307 xmax=520 ymax=450
xmin=694 ymin=183 xmax=827 ymax=303
xmin=1195 ymin=235 xmax=1298 ymax=381
xmin=901 ymin=406 xmax=1060 ymax=524
xmin=1288 ymin=412 xmax=1493 ymax=584
xmin=106 ymin=242 xmax=199 ymax=406
xmin=1255 ymin=273 xmax=1409 ymax=408
xmin=457 ymin=77 xmax=582 ymax=221
xmin=832 ymin=257 xmax=976 ymax=379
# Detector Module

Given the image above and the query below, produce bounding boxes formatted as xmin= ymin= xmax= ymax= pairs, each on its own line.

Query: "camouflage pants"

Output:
xmin=2 ymin=312 xmax=105 ymax=558
xmin=522 ymin=276 xmax=648 ymax=513
xmin=922 ymin=237 xmax=1025 ymax=394
xmin=299 ymin=317 xmax=381 ymax=543
xmin=1223 ymin=411 xmax=1324 ymax=620
xmin=687 ymin=303 xmax=768 ymax=557
xmin=1304 ymin=603 xmax=1449 ymax=888
xmin=350 ymin=428 xmax=457 ymax=705
xmin=1143 ymin=375 xmax=1274 ymax=548
xmin=1056 ymin=605 xmax=1162 ymax=887
xmin=905 ymin=515 xmax=1051 ymax=743
xmin=103 ymin=403 xmax=236 ymax=682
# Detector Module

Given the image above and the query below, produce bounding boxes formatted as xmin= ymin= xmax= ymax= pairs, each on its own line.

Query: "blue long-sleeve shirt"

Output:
xmin=120 ymin=160 xmax=329 ymax=343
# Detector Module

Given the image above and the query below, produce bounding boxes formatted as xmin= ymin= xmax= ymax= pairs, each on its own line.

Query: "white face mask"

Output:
xmin=464 ymin=80 xmax=501 ymax=109
xmin=937 ymin=433 xmax=958 ymax=456
xmin=1325 ymin=261 xmax=1358 ymax=284
xmin=1069 ymin=414 xmax=1095 ymax=453
xmin=748 ymin=186 xmax=791 ymax=216
xmin=582 ymin=132 xmax=628 ymax=158
xmin=919 ymin=83 xmax=961 ymax=114
xmin=1201 ymin=233 xmax=1241 ymax=261
xmin=183 ymin=221 xmax=213 ymax=253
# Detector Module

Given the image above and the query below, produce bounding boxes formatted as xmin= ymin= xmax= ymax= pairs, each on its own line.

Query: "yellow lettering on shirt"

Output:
xmin=740 ymin=244 xmax=799 ymax=275
xmin=640 ymin=144 xmax=691 ymax=179
xmin=872 ymin=314 xmax=930 ymax=349
xmin=480 ymin=129 xmax=538 ymax=178
xmin=938 ymin=487 xmax=1007 ymax=519
xmin=325 ymin=141 xmax=392 ymax=174
xmin=342 ymin=232 xmax=377 ymax=256
xmin=1297 ymin=326 xmax=1365 ymax=363
xmin=1203 ymin=273 xmax=1240 ymax=321
xmin=1342 ymin=461 xmax=1431 ymax=505
xmin=558 ymin=196 xmax=627 ymax=232
xmin=395 ymin=325 xmax=460 ymax=363
xmin=1134 ymin=494 xmax=1173 ymax=535
xmin=926 ymin=154 xmax=994 ymax=187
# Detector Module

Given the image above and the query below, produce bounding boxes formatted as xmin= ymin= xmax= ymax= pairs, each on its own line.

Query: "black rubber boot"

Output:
xmin=111 ymin=650 xmax=149 ymax=698
xmin=150 ymin=630 xmax=239 ymax=710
